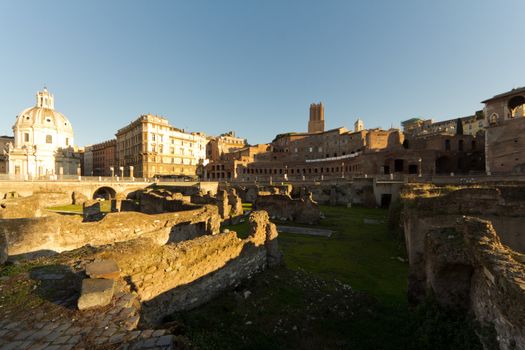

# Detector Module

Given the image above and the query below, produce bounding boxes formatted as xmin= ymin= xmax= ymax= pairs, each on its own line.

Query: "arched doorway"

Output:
xmin=93 ymin=187 xmax=116 ymax=200
xmin=508 ymin=95 xmax=525 ymax=118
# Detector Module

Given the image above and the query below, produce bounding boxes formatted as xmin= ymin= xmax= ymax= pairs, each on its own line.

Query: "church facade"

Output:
xmin=6 ymin=88 xmax=80 ymax=178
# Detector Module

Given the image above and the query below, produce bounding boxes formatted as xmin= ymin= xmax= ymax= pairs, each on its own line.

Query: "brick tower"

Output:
xmin=308 ymin=102 xmax=325 ymax=133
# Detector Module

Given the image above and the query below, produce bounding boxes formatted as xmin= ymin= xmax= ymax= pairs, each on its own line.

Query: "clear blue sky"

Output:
xmin=0 ymin=0 xmax=523 ymax=146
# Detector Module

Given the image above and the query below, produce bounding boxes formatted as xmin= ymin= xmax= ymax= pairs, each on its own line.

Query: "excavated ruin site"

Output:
xmin=0 ymin=181 xmax=524 ymax=349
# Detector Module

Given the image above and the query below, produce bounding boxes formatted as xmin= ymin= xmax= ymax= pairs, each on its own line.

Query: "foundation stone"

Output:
xmin=78 ymin=278 xmax=115 ymax=310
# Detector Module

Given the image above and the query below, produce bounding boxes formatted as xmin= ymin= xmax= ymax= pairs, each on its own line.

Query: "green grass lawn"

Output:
xmin=199 ymin=205 xmax=482 ymax=350
xmin=281 ymin=206 xmax=406 ymax=304
xmin=1 ymin=203 xmax=481 ymax=349
xmin=224 ymin=205 xmax=407 ymax=304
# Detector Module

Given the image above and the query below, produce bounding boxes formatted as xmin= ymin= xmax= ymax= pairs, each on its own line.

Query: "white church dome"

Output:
xmin=12 ymin=88 xmax=74 ymax=149
xmin=13 ymin=88 xmax=73 ymax=135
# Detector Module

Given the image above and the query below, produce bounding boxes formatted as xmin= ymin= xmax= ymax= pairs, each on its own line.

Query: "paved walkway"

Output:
xmin=277 ymin=225 xmax=333 ymax=237
xmin=0 ymin=271 xmax=175 ymax=349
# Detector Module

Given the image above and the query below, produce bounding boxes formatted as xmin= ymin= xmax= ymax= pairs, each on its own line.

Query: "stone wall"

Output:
xmin=0 ymin=180 xmax=150 ymax=202
xmin=52 ymin=210 xmax=280 ymax=325
xmin=254 ymin=192 xmax=321 ymax=224
xmin=0 ymin=191 xmax=72 ymax=219
xmin=233 ymin=181 xmax=389 ymax=208
xmin=190 ymin=188 xmax=244 ymax=220
xmin=403 ymin=185 xmax=525 ymax=259
xmin=0 ymin=204 xmax=220 ymax=261
xmin=137 ymin=188 xmax=194 ymax=214
xmin=232 ymin=184 xmax=292 ymax=203
xmin=402 ymin=185 xmax=525 ymax=349
xmin=423 ymin=218 xmax=525 ymax=350
xmin=486 ymin=116 xmax=525 ymax=174
xmin=302 ymin=182 xmax=374 ymax=207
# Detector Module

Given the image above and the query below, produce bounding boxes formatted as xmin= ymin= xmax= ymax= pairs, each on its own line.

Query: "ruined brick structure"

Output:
xmin=482 ymin=87 xmax=525 ymax=174
xmin=204 ymin=100 xmax=488 ymax=182
xmin=41 ymin=211 xmax=280 ymax=326
xmin=206 ymin=131 xmax=246 ymax=161
xmin=254 ymin=192 xmax=321 ymax=224
xmin=403 ymin=185 xmax=525 ymax=349
xmin=0 ymin=204 xmax=220 ymax=261
xmin=0 ymin=191 xmax=72 ymax=219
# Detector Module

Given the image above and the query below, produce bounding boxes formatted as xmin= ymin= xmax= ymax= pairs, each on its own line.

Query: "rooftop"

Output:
xmin=481 ymin=86 xmax=525 ymax=103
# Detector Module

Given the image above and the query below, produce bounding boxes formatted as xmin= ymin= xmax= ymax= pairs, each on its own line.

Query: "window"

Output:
xmin=66 ymin=138 xmax=69 ymax=146
xmin=46 ymin=135 xmax=52 ymax=144
xmin=445 ymin=139 xmax=451 ymax=151
xmin=24 ymin=133 xmax=29 ymax=142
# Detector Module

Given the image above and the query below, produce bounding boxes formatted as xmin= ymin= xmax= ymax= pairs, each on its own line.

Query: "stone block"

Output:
xmin=86 ymin=260 xmax=120 ymax=280
xmin=78 ymin=279 xmax=115 ymax=310
xmin=82 ymin=200 xmax=101 ymax=220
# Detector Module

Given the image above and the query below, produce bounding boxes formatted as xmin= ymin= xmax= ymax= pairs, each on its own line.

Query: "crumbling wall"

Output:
xmin=0 ymin=192 xmax=72 ymax=219
xmin=0 ymin=204 xmax=220 ymax=260
xmin=403 ymin=185 xmax=525 ymax=350
xmin=422 ymin=218 xmax=525 ymax=350
xmin=227 ymin=188 xmax=243 ymax=217
xmin=137 ymin=189 xmax=194 ymax=214
xmin=190 ymin=188 xmax=244 ymax=220
xmin=254 ymin=192 xmax=321 ymax=224
xmin=304 ymin=184 xmax=355 ymax=206
xmin=404 ymin=186 xmax=525 ymax=260
xmin=151 ymin=183 xmax=218 ymax=197
xmin=233 ymin=184 xmax=292 ymax=203
xmin=53 ymin=210 xmax=280 ymax=325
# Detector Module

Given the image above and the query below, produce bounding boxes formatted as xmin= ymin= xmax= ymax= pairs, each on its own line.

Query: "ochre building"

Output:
xmin=116 ymin=114 xmax=207 ymax=178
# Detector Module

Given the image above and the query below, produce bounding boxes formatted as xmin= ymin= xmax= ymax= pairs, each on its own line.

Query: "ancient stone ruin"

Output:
xmin=0 ymin=191 xmax=72 ymax=219
xmin=0 ymin=181 xmax=281 ymax=348
xmin=403 ymin=185 xmax=525 ymax=349
xmin=254 ymin=191 xmax=321 ymax=224
xmin=0 ymin=204 xmax=220 ymax=261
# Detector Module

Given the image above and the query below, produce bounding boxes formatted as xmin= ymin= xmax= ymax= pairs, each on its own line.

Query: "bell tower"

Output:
xmin=354 ymin=118 xmax=364 ymax=132
xmin=36 ymin=87 xmax=54 ymax=109
xmin=308 ymin=102 xmax=325 ymax=133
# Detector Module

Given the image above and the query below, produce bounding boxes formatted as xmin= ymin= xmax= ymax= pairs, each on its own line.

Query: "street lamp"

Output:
xmin=418 ymin=158 xmax=422 ymax=177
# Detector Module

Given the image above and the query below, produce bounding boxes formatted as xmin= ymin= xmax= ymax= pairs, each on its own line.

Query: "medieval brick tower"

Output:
xmin=308 ymin=102 xmax=325 ymax=133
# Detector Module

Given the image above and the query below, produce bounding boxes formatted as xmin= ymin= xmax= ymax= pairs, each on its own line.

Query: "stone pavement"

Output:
xmin=0 ymin=271 xmax=176 ymax=349
xmin=277 ymin=225 xmax=333 ymax=237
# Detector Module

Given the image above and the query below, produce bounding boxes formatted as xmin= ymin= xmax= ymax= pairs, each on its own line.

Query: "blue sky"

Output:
xmin=0 ymin=0 xmax=523 ymax=146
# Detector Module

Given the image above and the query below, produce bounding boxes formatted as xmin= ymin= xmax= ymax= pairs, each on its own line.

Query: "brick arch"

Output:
xmin=508 ymin=95 xmax=525 ymax=118
xmin=93 ymin=186 xmax=117 ymax=200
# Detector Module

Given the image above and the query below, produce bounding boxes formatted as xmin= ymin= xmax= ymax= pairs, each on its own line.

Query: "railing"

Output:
xmin=203 ymin=172 xmax=525 ymax=186
xmin=0 ymin=174 xmax=154 ymax=183
xmin=2 ymin=172 xmax=525 ymax=185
